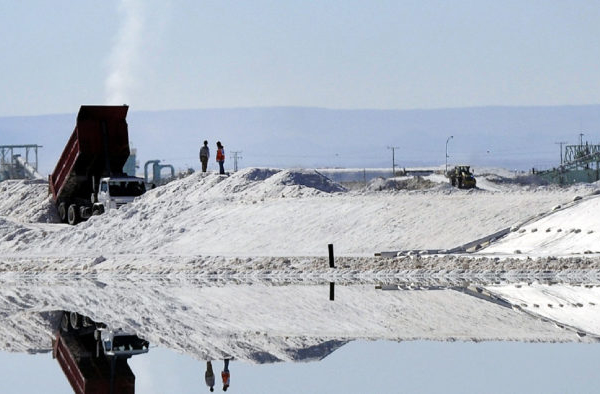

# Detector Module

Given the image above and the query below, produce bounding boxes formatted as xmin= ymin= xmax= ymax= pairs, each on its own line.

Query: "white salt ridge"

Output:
xmin=0 ymin=169 xmax=598 ymax=261
xmin=479 ymin=192 xmax=600 ymax=257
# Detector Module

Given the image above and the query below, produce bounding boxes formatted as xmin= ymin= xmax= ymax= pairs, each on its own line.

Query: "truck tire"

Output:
xmin=70 ymin=312 xmax=81 ymax=330
xmin=92 ymin=204 xmax=105 ymax=216
xmin=83 ymin=316 xmax=94 ymax=327
xmin=60 ymin=312 xmax=70 ymax=332
xmin=58 ymin=202 xmax=67 ymax=223
xmin=67 ymin=204 xmax=79 ymax=225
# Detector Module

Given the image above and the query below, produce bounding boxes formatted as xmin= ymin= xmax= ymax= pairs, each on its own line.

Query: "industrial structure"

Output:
xmin=144 ymin=159 xmax=175 ymax=185
xmin=537 ymin=141 xmax=600 ymax=185
xmin=0 ymin=144 xmax=44 ymax=181
xmin=123 ymin=147 xmax=138 ymax=177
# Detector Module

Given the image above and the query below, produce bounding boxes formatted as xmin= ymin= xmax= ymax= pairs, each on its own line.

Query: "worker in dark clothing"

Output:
xmin=205 ymin=361 xmax=215 ymax=392
xmin=200 ymin=140 xmax=210 ymax=173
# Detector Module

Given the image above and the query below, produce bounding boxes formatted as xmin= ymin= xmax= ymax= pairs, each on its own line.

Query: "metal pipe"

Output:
xmin=144 ymin=160 xmax=160 ymax=183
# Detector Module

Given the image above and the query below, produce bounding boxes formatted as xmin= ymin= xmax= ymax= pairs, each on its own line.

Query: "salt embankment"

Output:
xmin=0 ymin=168 xmax=592 ymax=263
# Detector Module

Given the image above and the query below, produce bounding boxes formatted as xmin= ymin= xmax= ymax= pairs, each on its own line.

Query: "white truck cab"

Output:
xmin=97 ymin=327 xmax=150 ymax=357
xmin=96 ymin=176 xmax=146 ymax=212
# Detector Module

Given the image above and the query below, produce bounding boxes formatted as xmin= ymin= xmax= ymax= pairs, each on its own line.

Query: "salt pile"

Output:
xmin=0 ymin=168 xmax=597 ymax=262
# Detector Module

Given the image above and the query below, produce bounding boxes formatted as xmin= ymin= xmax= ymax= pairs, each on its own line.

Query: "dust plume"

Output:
xmin=105 ymin=0 xmax=145 ymax=105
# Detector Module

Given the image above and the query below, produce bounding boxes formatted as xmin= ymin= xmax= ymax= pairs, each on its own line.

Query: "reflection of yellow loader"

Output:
xmin=448 ymin=165 xmax=476 ymax=189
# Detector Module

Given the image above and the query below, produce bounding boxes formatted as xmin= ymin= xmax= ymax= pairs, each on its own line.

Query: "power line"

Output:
xmin=231 ymin=151 xmax=243 ymax=172
xmin=387 ymin=146 xmax=400 ymax=176
xmin=555 ymin=141 xmax=568 ymax=165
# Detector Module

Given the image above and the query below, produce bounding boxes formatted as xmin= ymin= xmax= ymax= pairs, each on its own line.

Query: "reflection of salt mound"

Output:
xmin=240 ymin=337 xmax=348 ymax=364
xmin=0 ymin=311 xmax=61 ymax=354
xmin=367 ymin=176 xmax=437 ymax=191
xmin=265 ymin=169 xmax=346 ymax=194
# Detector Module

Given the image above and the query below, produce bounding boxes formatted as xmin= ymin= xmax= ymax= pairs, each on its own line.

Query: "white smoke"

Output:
xmin=105 ymin=0 xmax=145 ymax=105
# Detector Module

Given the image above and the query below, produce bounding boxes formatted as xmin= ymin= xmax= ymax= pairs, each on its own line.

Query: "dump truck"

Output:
xmin=448 ymin=165 xmax=477 ymax=189
xmin=49 ymin=105 xmax=146 ymax=225
xmin=53 ymin=311 xmax=149 ymax=394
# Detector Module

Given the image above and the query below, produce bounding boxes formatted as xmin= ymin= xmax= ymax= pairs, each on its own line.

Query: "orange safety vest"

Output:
xmin=221 ymin=371 xmax=230 ymax=385
xmin=216 ymin=148 xmax=225 ymax=162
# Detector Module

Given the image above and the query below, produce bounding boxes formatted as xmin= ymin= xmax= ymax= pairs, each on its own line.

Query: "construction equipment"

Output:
xmin=447 ymin=165 xmax=476 ymax=189
xmin=49 ymin=105 xmax=146 ymax=225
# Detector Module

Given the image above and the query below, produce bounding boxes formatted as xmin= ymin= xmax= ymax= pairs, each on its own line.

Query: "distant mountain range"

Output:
xmin=1 ymin=105 xmax=599 ymax=176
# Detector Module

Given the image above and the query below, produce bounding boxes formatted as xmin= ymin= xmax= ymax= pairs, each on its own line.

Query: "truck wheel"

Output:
xmin=58 ymin=203 xmax=67 ymax=223
xmin=83 ymin=316 xmax=94 ymax=327
xmin=92 ymin=204 xmax=105 ymax=215
xmin=60 ymin=312 xmax=70 ymax=332
xmin=67 ymin=204 xmax=79 ymax=225
xmin=70 ymin=312 xmax=81 ymax=330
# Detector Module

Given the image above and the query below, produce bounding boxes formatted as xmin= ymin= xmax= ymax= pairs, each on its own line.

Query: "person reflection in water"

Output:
xmin=205 ymin=361 xmax=215 ymax=392
xmin=222 ymin=358 xmax=231 ymax=391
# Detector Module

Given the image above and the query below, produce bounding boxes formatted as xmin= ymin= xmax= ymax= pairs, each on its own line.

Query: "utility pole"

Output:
xmin=555 ymin=141 xmax=568 ymax=165
xmin=231 ymin=151 xmax=242 ymax=172
xmin=387 ymin=146 xmax=399 ymax=176
xmin=445 ymin=135 xmax=454 ymax=174
xmin=580 ymin=133 xmax=584 ymax=146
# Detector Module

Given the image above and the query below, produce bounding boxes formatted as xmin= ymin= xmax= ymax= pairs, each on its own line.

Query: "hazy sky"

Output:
xmin=1 ymin=1 xmax=600 ymax=116
xmin=4 ymin=341 xmax=600 ymax=393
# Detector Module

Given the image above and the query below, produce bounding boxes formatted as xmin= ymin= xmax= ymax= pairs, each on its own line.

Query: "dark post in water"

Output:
xmin=328 ymin=244 xmax=335 ymax=268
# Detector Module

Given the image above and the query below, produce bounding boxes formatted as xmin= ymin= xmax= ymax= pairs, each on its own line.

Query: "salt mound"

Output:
xmin=166 ymin=168 xmax=345 ymax=201
xmin=240 ymin=168 xmax=280 ymax=182
xmin=0 ymin=180 xmax=59 ymax=223
xmin=367 ymin=176 xmax=438 ymax=191
xmin=480 ymin=193 xmax=600 ymax=257
xmin=264 ymin=169 xmax=346 ymax=194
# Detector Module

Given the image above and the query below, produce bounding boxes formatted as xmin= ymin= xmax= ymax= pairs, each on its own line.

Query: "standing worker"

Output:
xmin=205 ymin=361 xmax=215 ymax=392
xmin=221 ymin=359 xmax=231 ymax=391
xmin=199 ymin=140 xmax=210 ymax=173
xmin=216 ymin=141 xmax=225 ymax=175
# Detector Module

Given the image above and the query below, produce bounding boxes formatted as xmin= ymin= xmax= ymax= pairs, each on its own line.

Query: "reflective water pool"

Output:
xmin=1 ymin=279 xmax=599 ymax=393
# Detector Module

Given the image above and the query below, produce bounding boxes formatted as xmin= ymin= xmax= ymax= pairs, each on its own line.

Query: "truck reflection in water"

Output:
xmin=52 ymin=311 xmax=149 ymax=394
